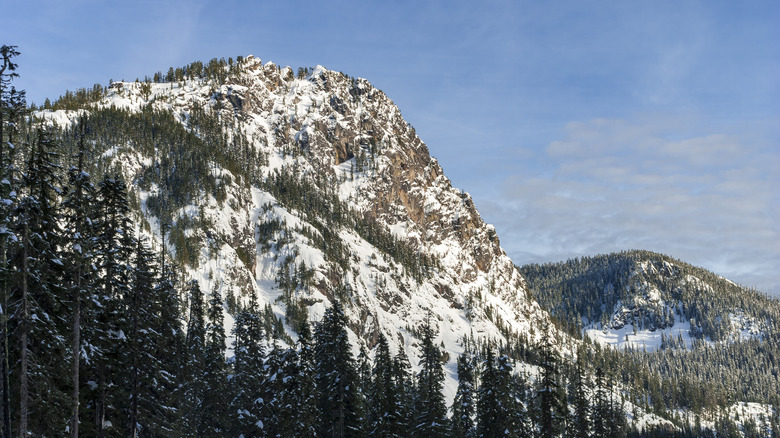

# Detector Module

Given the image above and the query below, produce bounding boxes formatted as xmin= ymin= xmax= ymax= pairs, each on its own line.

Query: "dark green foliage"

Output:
xmin=476 ymin=348 xmax=501 ymax=438
xmin=413 ymin=317 xmax=448 ymax=438
xmin=230 ymin=289 xmax=265 ymax=437
xmin=293 ymin=321 xmax=319 ymax=437
xmin=392 ymin=346 xmax=415 ymax=437
xmin=201 ymin=285 xmax=230 ymax=434
xmin=2 ymin=51 xmax=779 ymax=438
xmin=124 ymin=237 xmax=158 ymax=436
xmin=520 ymin=250 xmax=780 ymax=342
xmin=533 ymin=336 xmax=566 ymax=438
xmin=179 ymin=280 xmax=206 ymax=434
xmin=568 ymin=346 xmax=590 ymax=438
xmin=369 ymin=333 xmax=402 ymax=437
xmin=315 ymin=300 xmax=365 ymax=437
xmin=451 ymin=354 xmax=475 ymax=438
xmin=12 ymin=131 xmax=70 ymax=436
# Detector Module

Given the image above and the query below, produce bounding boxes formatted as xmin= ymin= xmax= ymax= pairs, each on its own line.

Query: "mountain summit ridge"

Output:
xmin=37 ymin=55 xmax=559 ymax=394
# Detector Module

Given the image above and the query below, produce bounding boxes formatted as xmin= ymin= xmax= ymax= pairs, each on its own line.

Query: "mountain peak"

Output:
xmin=36 ymin=55 xmax=560 ymax=396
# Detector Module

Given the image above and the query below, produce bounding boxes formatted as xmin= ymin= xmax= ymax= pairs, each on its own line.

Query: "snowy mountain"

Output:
xmin=520 ymin=250 xmax=779 ymax=351
xmin=37 ymin=56 xmax=559 ymax=395
xmin=25 ymin=56 xmax=780 ymax=436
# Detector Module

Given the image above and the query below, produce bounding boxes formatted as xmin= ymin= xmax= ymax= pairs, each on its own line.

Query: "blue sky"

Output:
xmin=6 ymin=0 xmax=780 ymax=294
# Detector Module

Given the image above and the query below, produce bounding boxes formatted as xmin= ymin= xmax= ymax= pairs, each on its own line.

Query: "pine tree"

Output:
xmin=60 ymin=121 xmax=97 ymax=438
xmin=451 ymin=354 xmax=475 ymax=438
xmin=495 ymin=353 xmax=521 ymax=437
xmin=568 ymin=347 xmax=590 ymax=438
xmin=87 ymin=175 xmax=135 ymax=437
xmin=534 ymin=336 xmax=566 ymax=438
xmin=369 ymin=333 xmax=399 ymax=437
xmin=0 ymin=45 xmax=24 ymax=437
xmin=413 ymin=316 xmax=448 ymax=438
xmin=511 ymin=370 xmax=533 ymax=437
xmin=393 ymin=347 xmax=415 ymax=437
xmin=201 ymin=285 xmax=229 ymax=435
xmin=294 ymin=321 xmax=318 ymax=437
xmin=262 ymin=338 xmax=288 ymax=437
xmin=592 ymin=367 xmax=609 ymax=438
xmin=179 ymin=280 xmax=206 ymax=435
xmin=149 ymin=256 xmax=183 ymax=436
xmin=230 ymin=288 xmax=265 ymax=437
xmin=125 ymin=237 xmax=158 ymax=437
xmin=13 ymin=130 xmax=70 ymax=436
xmin=315 ymin=300 xmax=364 ymax=437
xmin=477 ymin=348 xmax=500 ymax=438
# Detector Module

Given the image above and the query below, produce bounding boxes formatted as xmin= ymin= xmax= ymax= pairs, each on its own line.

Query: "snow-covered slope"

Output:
xmin=520 ymin=250 xmax=777 ymax=351
xmin=37 ymin=56 xmax=560 ymax=398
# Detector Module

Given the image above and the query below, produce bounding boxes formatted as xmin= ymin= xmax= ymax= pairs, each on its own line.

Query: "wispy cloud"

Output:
xmin=480 ymin=116 xmax=780 ymax=295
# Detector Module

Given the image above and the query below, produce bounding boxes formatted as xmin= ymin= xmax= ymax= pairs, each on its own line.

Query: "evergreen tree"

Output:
xmin=230 ymin=288 xmax=264 ymax=437
xmin=149 ymin=256 xmax=184 ymax=436
xmin=87 ymin=175 xmax=134 ymax=437
xmin=392 ymin=347 xmax=415 ymax=437
xmin=125 ymin=237 xmax=158 ymax=437
xmin=413 ymin=316 xmax=448 ymax=438
xmin=0 ymin=45 xmax=23 ymax=437
xmin=568 ymin=347 xmax=590 ymax=438
xmin=511 ymin=371 xmax=533 ymax=438
xmin=477 ymin=348 xmax=500 ymax=438
xmin=262 ymin=338 xmax=290 ymax=437
xmin=592 ymin=368 xmax=609 ymax=438
xmin=293 ymin=321 xmax=318 ymax=437
xmin=201 ymin=285 xmax=229 ymax=435
xmin=179 ymin=280 xmax=206 ymax=435
xmin=13 ymin=130 xmax=69 ymax=436
xmin=60 ymin=123 xmax=97 ymax=438
xmin=495 ymin=353 xmax=523 ymax=437
xmin=369 ymin=333 xmax=399 ymax=437
xmin=534 ymin=336 xmax=566 ymax=438
xmin=315 ymin=300 xmax=364 ymax=437
xmin=451 ymin=354 xmax=476 ymax=438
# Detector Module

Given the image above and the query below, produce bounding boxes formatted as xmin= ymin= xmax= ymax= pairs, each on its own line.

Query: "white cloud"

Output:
xmin=481 ymin=117 xmax=780 ymax=296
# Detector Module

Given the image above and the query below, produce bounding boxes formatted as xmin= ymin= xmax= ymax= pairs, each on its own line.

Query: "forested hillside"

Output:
xmin=2 ymin=45 xmax=779 ymax=436
xmin=521 ymin=250 xmax=780 ymax=434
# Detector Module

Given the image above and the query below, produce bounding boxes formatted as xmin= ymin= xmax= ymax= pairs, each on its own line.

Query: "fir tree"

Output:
xmin=592 ymin=367 xmax=609 ymax=438
xmin=149 ymin=256 xmax=184 ymax=436
xmin=13 ymin=130 xmax=69 ymax=436
xmin=294 ymin=321 xmax=318 ymax=437
xmin=125 ymin=237 xmax=158 ymax=437
xmin=568 ymin=347 xmax=590 ymax=438
xmin=413 ymin=316 xmax=448 ymax=438
xmin=88 ymin=175 xmax=134 ymax=437
xmin=477 ymin=348 xmax=500 ymax=438
xmin=0 ymin=44 xmax=21 ymax=438
xmin=201 ymin=285 xmax=229 ymax=435
xmin=60 ymin=122 xmax=97 ymax=438
xmin=230 ymin=288 xmax=265 ymax=437
xmin=369 ymin=333 xmax=399 ymax=437
xmin=315 ymin=300 xmax=364 ymax=437
xmin=179 ymin=280 xmax=206 ymax=435
xmin=451 ymin=354 xmax=476 ymax=438
xmin=393 ymin=346 xmax=415 ymax=437
xmin=534 ymin=336 xmax=566 ymax=438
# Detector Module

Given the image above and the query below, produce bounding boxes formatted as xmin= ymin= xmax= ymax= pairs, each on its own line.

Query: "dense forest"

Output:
xmin=521 ymin=251 xmax=780 ymax=434
xmin=2 ymin=45 xmax=779 ymax=437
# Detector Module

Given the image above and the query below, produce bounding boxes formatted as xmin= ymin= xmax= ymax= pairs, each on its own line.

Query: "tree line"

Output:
xmin=3 ymin=46 xmax=779 ymax=437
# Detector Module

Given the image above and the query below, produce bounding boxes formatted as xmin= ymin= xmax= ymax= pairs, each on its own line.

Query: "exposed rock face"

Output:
xmin=39 ymin=55 xmax=559 ymax=396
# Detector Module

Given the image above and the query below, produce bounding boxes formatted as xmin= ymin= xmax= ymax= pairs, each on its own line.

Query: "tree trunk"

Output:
xmin=96 ymin=367 xmax=105 ymax=438
xmin=19 ymin=222 xmax=29 ymax=437
xmin=71 ymin=130 xmax=86 ymax=438
xmin=1 ymin=239 xmax=10 ymax=438
xmin=71 ymin=271 xmax=81 ymax=438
